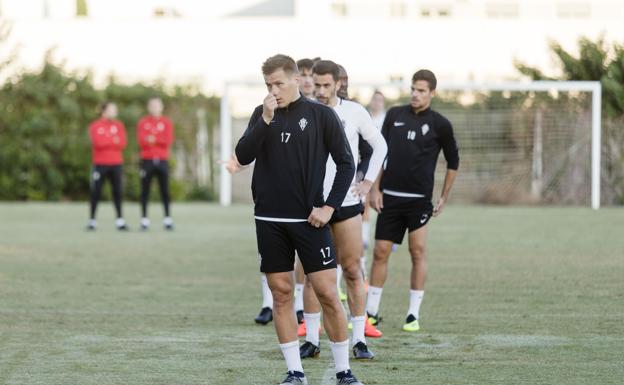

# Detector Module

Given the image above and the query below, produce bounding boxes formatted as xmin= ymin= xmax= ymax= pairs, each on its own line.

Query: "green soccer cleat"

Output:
xmin=402 ymin=314 xmax=420 ymax=332
xmin=366 ymin=312 xmax=382 ymax=326
xmin=338 ymin=287 xmax=347 ymax=301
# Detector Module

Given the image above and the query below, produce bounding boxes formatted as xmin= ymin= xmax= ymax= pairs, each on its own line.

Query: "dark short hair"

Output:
xmin=372 ymin=89 xmax=384 ymax=98
xmin=337 ymin=64 xmax=348 ymax=80
xmin=412 ymin=69 xmax=437 ymax=91
xmin=100 ymin=101 xmax=114 ymax=114
xmin=296 ymin=58 xmax=315 ymax=72
xmin=262 ymin=54 xmax=298 ymax=76
xmin=312 ymin=60 xmax=340 ymax=82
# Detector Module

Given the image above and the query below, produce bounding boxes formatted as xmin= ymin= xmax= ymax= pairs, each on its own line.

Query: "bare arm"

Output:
xmin=433 ymin=169 xmax=457 ymax=217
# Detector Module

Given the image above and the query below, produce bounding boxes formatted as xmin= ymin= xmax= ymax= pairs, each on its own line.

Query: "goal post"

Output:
xmin=218 ymin=80 xmax=602 ymax=209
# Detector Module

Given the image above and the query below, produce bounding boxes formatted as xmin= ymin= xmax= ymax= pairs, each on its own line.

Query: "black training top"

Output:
xmin=236 ymin=95 xmax=355 ymax=220
xmin=380 ymin=105 xmax=459 ymax=199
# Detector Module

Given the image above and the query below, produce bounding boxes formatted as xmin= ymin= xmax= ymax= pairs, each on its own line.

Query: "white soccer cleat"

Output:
xmin=115 ymin=218 xmax=128 ymax=231
xmin=140 ymin=217 xmax=150 ymax=230
xmin=163 ymin=216 xmax=174 ymax=231
xmin=86 ymin=219 xmax=97 ymax=231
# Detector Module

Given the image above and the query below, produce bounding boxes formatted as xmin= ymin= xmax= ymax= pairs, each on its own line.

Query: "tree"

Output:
xmin=0 ymin=58 xmax=220 ymax=201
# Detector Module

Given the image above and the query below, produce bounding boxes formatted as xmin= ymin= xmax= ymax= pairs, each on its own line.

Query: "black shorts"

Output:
xmin=255 ymin=220 xmax=337 ymax=274
xmin=375 ymin=195 xmax=433 ymax=244
xmin=329 ymin=203 xmax=364 ymax=224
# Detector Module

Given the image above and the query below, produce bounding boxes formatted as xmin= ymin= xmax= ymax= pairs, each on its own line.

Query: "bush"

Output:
xmin=0 ymin=60 xmax=220 ymax=201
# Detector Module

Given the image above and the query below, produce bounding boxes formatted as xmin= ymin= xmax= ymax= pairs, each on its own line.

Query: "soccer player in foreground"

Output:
xmin=220 ymin=58 xmax=319 ymax=326
xmin=87 ymin=102 xmax=128 ymax=231
xmin=367 ymin=70 xmax=459 ymax=332
xmin=299 ymin=60 xmax=386 ymax=361
xmin=235 ymin=54 xmax=364 ymax=385
xmin=137 ymin=97 xmax=175 ymax=231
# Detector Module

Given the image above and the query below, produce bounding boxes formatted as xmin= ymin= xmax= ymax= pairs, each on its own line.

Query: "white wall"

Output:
xmin=1 ymin=0 xmax=623 ymax=93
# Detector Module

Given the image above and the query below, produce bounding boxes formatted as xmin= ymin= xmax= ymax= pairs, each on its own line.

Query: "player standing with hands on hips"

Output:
xmin=366 ymin=70 xmax=459 ymax=332
xmin=235 ymin=54 xmax=364 ymax=385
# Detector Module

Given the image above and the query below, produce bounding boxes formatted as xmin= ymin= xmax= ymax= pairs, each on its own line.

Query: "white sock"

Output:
xmin=294 ymin=283 xmax=304 ymax=312
xmin=351 ymin=315 xmax=366 ymax=345
xmin=407 ymin=290 xmax=424 ymax=319
xmin=260 ymin=274 xmax=273 ymax=309
xmin=360 ymin=255 xmax=367 ymax=280
xmin=304 ymin=312 xmax=321 ymax=346
xmin=329 ymin=339 xmax=350 ymax=374
xmin=362 ymin=221 xmax=370 ymax=248
xmin=336 ymin=265 xmax=343 ymax=292
xmin=366 ymin=286 xmax=383 ymax=315
xmin=279 ymin=340 xmax=304 ymax=373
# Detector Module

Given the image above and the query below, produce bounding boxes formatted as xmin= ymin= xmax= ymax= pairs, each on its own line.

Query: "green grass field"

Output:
xmin=0 ymin=203 xmax=622 ymax=385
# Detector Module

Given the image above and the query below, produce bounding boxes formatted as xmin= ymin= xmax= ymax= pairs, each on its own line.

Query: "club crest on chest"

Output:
xmin=299 ymin=118 xmax=308 ymax=131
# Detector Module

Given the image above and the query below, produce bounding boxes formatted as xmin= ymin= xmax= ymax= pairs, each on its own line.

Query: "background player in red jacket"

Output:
xmin=87 ymin=102 xmax=128 ymax=231
xmin=137 ymin=97 xmax=175 ymax=231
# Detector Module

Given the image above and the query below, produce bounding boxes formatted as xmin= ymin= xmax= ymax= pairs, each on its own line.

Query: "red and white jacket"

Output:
xmin=137 ymin=115 xmax=174 ymax=160
xmin=88 ymin=118 xmax=127 ymax=165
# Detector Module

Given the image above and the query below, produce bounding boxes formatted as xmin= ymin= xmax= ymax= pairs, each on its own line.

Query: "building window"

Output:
xmin=438 ymin=8 xmax=451 ymax=17
xmin=153 ymin=7 xmax=182 ymax=18
xmin=331 ymin=1 xmax=348 ymax=17
xmin=390 ymin=1 xmax=407 ymax=18
xmin=76 ymin=0 xmax=88 ymax=17
xmin=486 ymin=1 xmax=519 ymax=18
xmin=421 ymin=4 xmax=452 ymax=18
xmin=557 ymin=2 xmax=590 ymax=18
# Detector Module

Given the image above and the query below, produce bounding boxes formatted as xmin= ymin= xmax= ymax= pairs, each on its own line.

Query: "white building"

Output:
xmin=1 ymin=0 xmax=623 ymax=92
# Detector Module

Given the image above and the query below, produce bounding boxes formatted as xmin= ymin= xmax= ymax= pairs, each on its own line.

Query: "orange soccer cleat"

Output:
xmin=364 ymin=318 xmax=382 ymax=338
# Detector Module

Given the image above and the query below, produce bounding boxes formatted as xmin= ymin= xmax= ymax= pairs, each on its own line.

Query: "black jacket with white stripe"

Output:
xmin=381 ymin=106 xmax=459 ymax=200
xmin=236 ymin=95 xmax=355 ymax=220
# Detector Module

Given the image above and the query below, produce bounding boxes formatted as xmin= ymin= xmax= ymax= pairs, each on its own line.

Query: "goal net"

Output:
xmin=218 ymin=81 xmax=601 ymax=208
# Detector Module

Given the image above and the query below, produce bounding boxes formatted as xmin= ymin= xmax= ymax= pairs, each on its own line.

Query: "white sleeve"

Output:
xmin=356 ymin=105 xmax=388 ymax=183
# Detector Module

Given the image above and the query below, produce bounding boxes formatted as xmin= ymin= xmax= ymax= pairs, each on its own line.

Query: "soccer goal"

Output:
xmin=218 ymin=81 xmax=602 ymax=209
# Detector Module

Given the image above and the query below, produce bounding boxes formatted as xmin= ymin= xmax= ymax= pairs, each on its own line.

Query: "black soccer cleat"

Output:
xmin=254 ymin=307 xmax=273 ymax=325
xmin=352 ymin=341 xmax=375 ymax=360
xmin=279 ymin=371 xmax=308 ymax=385
xmin=335 ymin=369 xmax=363 ymax=385
xmin=296 ymin=309 xmax=304 ymax=324
xmin=367 ymin=311 xmax=382 ymax=326
xmin=299 ymin=341 xmax=320 ymax=359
